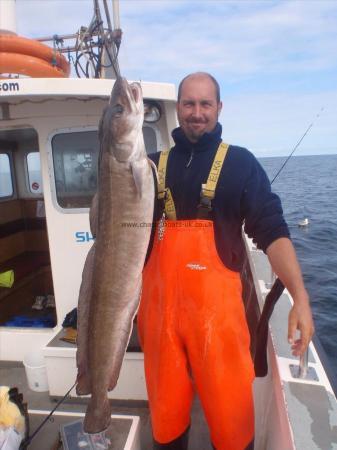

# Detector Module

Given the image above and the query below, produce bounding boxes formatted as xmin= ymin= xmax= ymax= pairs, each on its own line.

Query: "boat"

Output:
xmin=1 ymin=1 xmax=336 ymax=449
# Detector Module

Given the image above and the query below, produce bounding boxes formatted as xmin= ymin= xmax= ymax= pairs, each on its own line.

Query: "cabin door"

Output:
xmin=0 ymin=127 xmax=56 ymax=328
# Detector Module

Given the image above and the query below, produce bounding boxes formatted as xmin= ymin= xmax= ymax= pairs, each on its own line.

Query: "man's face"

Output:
xmin=177 ymin=75 xmax=222 ymax=143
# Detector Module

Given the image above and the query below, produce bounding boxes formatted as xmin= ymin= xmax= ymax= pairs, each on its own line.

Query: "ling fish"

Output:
xmin=76 ymin=77 xmax=155 ymax=433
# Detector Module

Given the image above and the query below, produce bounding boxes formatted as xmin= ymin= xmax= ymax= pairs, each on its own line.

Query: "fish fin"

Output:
xmin=89 ymin=193 xmax=98 ymax=237
xmin=131 ymin=160 xmax=146 ymax=197
xmin=148 ymin=157 xmax=159 ymax=184
xmin=76 ymin=245 xmax=95 ymax=396
xmin=76 ymin=373 xmax=91 ymax=396
xmin=108 ymin=279 xmax=142 ymax=391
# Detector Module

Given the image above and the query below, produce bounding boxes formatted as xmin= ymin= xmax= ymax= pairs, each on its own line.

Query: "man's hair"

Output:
xmin=177 ymin=72 xmax=221 ymax=103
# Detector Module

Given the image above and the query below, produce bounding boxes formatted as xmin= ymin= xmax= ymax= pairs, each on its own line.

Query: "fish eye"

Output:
xmin=112 ymin=104 xmax=124 ymax=116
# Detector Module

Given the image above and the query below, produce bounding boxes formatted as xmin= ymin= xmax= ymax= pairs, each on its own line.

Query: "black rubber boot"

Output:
xmin=153 ymin=426 xmax=190 ymax=450
xmin=212 ymin=438 xmax=254 ymax=450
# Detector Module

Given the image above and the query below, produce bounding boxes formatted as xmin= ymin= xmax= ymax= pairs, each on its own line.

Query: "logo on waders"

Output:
xmin=186 ymin=263 xmax=207 ymax=271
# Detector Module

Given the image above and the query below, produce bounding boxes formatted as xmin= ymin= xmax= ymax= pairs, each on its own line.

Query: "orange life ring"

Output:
xmin=0 ymin=52 xmax=68 ymax=78
xmin=0 ymin=34 xmax=70 ymax=78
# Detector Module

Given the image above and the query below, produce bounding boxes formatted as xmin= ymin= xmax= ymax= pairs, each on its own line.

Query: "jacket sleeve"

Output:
xmin=241 ymin=153 xmax=290 ymax=252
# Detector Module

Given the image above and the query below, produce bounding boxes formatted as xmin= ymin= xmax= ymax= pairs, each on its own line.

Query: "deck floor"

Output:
xmin=0 ymin=361 xmax=213 ymax=450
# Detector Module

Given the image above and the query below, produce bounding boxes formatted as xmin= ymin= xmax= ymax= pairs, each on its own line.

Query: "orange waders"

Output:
xmin=137 ymin=144 xmax=255 ymax=450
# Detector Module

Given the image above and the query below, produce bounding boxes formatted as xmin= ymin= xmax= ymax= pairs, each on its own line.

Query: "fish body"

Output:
xmin=76 ymin=77 xmax=154 ymax=433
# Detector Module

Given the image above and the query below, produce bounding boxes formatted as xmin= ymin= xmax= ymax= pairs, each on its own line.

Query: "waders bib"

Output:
xmin=138 ymin=144 xmax=255 ymax=450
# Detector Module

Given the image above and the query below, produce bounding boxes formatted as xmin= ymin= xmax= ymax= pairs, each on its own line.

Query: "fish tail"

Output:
xmin=83 ymin=397 xmax=111 ymax=434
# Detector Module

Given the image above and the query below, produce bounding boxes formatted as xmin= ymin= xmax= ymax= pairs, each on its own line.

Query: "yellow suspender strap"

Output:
xmin=163 ymin=189 xmax=176 ymax=220
xmin=157 ymin=150 xmax=169 ymax=198
xmin=157 ymin=142 xmax=229 ymax=220
xmin=201 ymin=142 xmax=229 ymax=200
xmin=157 ymin=150 xmax=177 ymax=220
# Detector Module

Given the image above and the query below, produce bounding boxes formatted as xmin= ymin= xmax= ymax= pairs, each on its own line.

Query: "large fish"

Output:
xmin=76 ymin=77 xmax=155 ymax=433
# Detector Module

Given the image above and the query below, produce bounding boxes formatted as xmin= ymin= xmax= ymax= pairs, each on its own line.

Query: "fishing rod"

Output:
xmin=254 ymin=106 xmax=325 ymax=375
xmin=270 ymin=107 xmax=324 ymax=185
xmin=19 ymin=381 xmax=77 ymax=449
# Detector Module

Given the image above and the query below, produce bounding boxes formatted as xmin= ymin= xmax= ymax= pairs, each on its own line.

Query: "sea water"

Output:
xmin=259 ymin=153 xmax=337 ymax=378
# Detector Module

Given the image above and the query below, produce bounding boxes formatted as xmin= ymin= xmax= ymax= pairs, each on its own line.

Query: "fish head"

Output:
xmin=101 ymin=77 xmax=144 ymax=161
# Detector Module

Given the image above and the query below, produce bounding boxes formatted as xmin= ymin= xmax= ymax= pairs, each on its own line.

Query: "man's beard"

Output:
xmin=186 ymin=121 xmax=206 ymax=142
xmin=189 ymin=129 xmax=204 ymax=141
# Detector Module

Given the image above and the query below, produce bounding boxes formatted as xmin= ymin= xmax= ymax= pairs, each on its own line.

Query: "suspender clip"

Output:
xmin=198 ymin=185 xmax=213 ymax=217
xmin=158 ymin=189 xmax=166 ymax=201
xmin=199 ymin=183 xmax=214 ymax=209
xmin=199 ymin=196 xmax=212 ymax=210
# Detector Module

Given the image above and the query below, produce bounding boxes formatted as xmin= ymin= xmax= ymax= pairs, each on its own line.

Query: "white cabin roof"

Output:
xmin=0 ymin=78 xmax=176 ymax=103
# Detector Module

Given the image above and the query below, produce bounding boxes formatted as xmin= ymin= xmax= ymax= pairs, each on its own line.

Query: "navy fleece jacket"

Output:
xmin=149 ymin=123 xmax=290 ymax=272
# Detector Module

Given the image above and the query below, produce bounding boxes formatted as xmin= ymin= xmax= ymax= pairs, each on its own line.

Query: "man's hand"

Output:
xmin=288 ymin=291 xmax=315 ymax=356
xmin=266 ymin=238 xmax=315 ymax=357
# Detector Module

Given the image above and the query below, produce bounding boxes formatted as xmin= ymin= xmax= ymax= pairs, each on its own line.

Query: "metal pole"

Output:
xmin=112 ymin=0 xmax=120 ymax=30
xmin=35 ymin=33 xmax=79 ymax=42
xmin=298 ymin=349 xmax=309 ymax=379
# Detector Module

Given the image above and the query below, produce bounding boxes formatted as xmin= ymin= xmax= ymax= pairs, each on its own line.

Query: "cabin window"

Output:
xmin=143 ymin=126 xmax=157 ymax=154
xmin=27 ymin=152 xmax=43 ymax=194
xmin=52 ymin=126 xmax=159 ymax=209
xmin=0 ymin=153 xmax=13 ymax=198
xmin=52 ymin=131 xmax=99 ymax=209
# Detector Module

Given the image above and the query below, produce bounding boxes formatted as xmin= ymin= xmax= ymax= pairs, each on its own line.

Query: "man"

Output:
xmin=137 ymin=72 xmax=314 ymax=450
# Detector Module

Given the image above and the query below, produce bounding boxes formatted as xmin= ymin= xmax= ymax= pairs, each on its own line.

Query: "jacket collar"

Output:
xmin=171 ymin=122 xmax=222 ymax=153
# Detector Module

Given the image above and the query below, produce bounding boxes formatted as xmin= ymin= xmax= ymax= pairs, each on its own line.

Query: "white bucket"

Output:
xmin=23 ymin=352 xmax=49 ymax=392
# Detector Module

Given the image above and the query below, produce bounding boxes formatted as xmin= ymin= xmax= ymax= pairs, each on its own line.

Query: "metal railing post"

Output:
xmin=298 ymin=349 xmax=309 ymax=379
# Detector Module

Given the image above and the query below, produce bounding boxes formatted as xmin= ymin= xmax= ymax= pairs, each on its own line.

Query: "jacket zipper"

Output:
xmin=180 ymin=147 xmax=195 ymax=216
xmin=185 ymin=149 xmax=194 ymax=168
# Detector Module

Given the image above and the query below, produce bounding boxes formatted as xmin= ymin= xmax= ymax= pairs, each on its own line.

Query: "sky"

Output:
xmin=12 ymin=0 xmax=337 ymax=157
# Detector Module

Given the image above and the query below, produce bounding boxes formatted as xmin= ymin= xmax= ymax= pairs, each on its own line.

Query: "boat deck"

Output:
xmin=0 ymin=361 xmax=213 ymax=450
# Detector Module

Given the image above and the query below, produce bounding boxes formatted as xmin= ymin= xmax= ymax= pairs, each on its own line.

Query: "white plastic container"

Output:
xmin=23 ymin=351 xmax=49 ymax=392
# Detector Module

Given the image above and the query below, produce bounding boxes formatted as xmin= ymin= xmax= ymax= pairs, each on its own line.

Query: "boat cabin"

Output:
xmin=0 ymin=77 xmax=176 ymax=360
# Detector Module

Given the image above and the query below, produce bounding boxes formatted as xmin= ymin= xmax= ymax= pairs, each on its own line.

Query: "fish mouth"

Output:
xmin=115 ymin=77 xmax=140 ymax=104
xmin=109 ymin=78 xmax=142 ymax=116
xmin=130 ymin=83 xmax=140 ymax=104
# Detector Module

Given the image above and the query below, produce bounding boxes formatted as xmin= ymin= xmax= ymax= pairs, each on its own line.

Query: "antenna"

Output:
xmin=270 ymin=107 xmax=324 ymax=185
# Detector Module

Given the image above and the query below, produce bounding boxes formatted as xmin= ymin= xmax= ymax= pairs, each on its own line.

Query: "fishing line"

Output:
xmin=270 ymin=107 xmax=324 ymax=185
xmin=20 ymin=381 xmax=77 ymax=449
xmin=255 ymin=108 xmax=324 ymax=377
